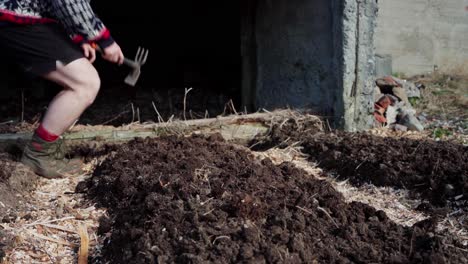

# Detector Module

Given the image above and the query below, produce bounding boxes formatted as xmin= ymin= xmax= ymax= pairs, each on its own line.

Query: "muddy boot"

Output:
xmin=54 ymin=137 xmax=83 ymax=174
xmin=21 ymin=134 xmax=69 ymax=179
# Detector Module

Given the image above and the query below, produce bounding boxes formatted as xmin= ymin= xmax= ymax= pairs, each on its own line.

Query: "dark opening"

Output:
xmin=91 ymin=0 xmax=242 ymax=121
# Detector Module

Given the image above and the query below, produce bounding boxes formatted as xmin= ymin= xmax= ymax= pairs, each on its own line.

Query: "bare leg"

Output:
xmin=40 ymin=58 xmax=100 ymax=135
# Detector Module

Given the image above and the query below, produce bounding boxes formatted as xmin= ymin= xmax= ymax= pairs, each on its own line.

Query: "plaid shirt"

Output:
xmin=0 ymin=0 xmax=114 ymax=48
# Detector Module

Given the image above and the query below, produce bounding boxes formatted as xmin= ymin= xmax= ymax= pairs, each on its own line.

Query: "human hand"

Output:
xmin=81 ymin=43 xmax=96 ymax=63
xmin=101 ymin=42 xmax=124 ymax=65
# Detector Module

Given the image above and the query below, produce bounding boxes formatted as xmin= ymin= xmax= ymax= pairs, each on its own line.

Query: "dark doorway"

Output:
xmin=91 ymin=1 xmax=242 ymax=119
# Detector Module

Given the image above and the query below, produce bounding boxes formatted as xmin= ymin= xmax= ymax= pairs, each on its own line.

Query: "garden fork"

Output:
xmin=92 ymin=44 xmax=149 ymax=86
xmin=122 ymin=46 xmax=149 ymax=86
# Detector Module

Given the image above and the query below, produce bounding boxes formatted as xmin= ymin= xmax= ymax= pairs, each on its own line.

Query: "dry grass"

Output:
xmin=408 ymin=73 xmax=468 ymax=118
xmin=401 ymin=72 xmax=468 ymax=144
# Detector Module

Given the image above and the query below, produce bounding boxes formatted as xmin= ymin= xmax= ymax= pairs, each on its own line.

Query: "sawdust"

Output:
xmin=369 ymin=127 xmax=432 ymax=140
xmin=1 ymin=158 xmax=106 ymax=264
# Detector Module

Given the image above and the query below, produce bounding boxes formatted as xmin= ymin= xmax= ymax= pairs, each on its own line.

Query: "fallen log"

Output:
xmin=0 ymin=110 xmax=322 ymax=150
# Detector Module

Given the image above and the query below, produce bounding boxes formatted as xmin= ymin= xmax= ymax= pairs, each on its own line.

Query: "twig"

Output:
xmin=297 ymin=206 xmax=339 ymax=228
xmin=38 ymin=243 xmax=56 ymax=263
xmin=21 ymin=88 xmax=24 ymax=123
xmin=326 ymin=119 xmax=332 ymax=132
xmin=131 ymin=103 xmax=135 ymax=123
xmin=200 ymin=197 xmax=214 ymax=206
xmin=78 ymin=223 xmax=89 ymax=264
xmin=445 ymin=244 xmax=468 ymax=253
xmin=276 ymin=247 xmax=285 ymax=262
xmin=152 ymin=101 xmax=165 ymax=123
xmin=68 ymin=119 xmax=79 ymax=131
xmin=409 ymin=230 xmax=415 ymax=257
xmin=203 ymin=209 xmax=215 ymax=216
xmin=212 ymin=236 xmax=230 ymax=245
xmin=25 ymin=216 xmax=75 ymax=227
xmin=296 ymin=205 xmax=315 ymax=215
xmin=137 ymin=107 xmax=141 ymax=123
xmin=168 ymin=115 xmax=174 ymax=123
xmin=0 ymin=120 xmax=14 ymax=126
xmin=41 ymin=223 xmax=78 ymax=234
xmin=183 ymin=87 xmax=193 ymax=121
xmin=26 ymin=229 xmax=78 ymax=247
xmin=229 ymin=99 xmax=238 ymax=115
xmin=355 ymin=158 xmax=368 ymax=170
xmin=279 ymin=118 xmax=289 ymax=129
xmin=101 ymin=110 xmax=131 ymax=126
xmin=317 ymin=206 xmax=339 ymax=228
xmin=411 ymin=142 xmax=423 ymax=155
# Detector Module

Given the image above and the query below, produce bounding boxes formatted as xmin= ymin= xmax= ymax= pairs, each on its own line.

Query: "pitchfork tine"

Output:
xmin=141 ymin=49 xmax=148 ymax=65
xmin=138 ymin=47 xmax=144 ymax=62
xmin=134 ymin=46 xmax=148 ymax=65
xmin=135 ymin=47 xmax=141 ymax=61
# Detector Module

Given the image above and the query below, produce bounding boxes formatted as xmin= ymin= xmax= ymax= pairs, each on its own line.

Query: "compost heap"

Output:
xmin=83 ymin=135 xmax=466 ymax=263
xmin=255 ymin=120 xmax=468 ymax=210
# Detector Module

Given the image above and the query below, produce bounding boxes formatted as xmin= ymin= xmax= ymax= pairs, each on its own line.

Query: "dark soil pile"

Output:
xmin=83 ymin=135 xmax=466 ymax=263
xmin=297 ymin=132 xmax=468 ymax=208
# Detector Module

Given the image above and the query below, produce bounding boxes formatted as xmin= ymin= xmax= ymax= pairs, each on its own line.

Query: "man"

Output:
xmin=0 ymin=0 xmax=124 ymax=178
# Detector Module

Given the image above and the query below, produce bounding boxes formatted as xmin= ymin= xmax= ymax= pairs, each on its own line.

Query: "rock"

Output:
xmin=386 ymin=105 xmax=398 ymax=125
xmin=417 ymin=114 xmax=428 ymax=124
xmin=393 ymin=77 xmax=421 ymax=98
xmin=398 ymin=108 xmax=424 ymax=131
xmin=404 ymin=82 xmax=421 ymax=98
xmin=392 ymin=124 xmax=408 ymax=132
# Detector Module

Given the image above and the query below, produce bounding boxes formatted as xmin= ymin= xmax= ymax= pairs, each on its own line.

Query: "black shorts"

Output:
xmin=0 ymin=23 xmax=84 ymax=76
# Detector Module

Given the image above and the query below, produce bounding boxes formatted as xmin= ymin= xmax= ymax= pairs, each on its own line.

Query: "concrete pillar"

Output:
xmin=247 ymin=0 xmax=377 ymax=131
xmin=338 ymin=0 xmax=378 ymax=131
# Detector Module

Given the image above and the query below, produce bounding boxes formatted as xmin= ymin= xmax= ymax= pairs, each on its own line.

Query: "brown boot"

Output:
xmin=21 ymin=134 xmax=80 ymax=179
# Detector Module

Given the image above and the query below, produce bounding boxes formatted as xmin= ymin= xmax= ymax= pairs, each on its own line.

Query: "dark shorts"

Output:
xmin=0 ymin=23 xmax=84 ymax=76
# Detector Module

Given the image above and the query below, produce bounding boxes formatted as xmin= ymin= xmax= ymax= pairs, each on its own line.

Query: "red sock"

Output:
xmin=35 ymin=124 xmax=59 ymax=142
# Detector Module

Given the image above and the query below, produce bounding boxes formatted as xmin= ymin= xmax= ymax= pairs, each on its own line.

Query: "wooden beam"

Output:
xmin=0 ymin=110 xmax=310 ymax=149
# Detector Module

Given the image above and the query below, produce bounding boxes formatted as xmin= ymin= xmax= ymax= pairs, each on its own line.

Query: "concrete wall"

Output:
xmin=376 ymin=0 xmax=468 ymax=75
xmin=251 ymin=0 xmax=377 ymax=131
xmin=254 ymin=0 xmax=336 ymax=114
